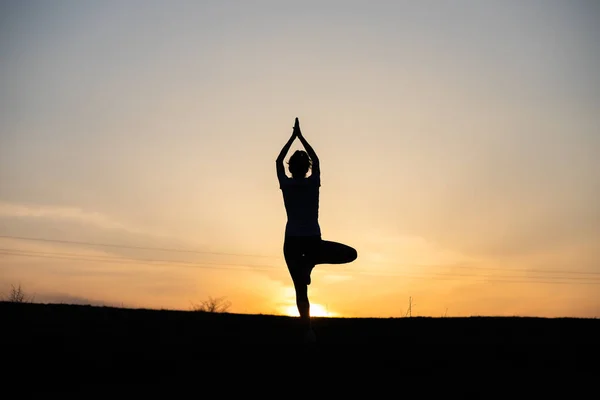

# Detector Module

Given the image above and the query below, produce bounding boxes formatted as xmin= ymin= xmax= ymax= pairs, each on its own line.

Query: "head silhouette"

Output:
xmin=288 ymin=150 xmax=312 ymax=179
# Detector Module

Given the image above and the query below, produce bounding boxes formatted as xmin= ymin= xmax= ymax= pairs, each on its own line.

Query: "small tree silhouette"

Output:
xmin=191 ymin=296 xmax=231 ymax=313
xmin=4 ymin=283 xmax=35 ymax=303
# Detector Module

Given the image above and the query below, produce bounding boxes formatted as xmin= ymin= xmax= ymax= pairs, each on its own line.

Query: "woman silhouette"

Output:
xmin=276 ymin=117 xmax=357 ymax=341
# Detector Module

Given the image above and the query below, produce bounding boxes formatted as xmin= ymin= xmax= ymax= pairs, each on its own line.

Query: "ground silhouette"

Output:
xmin=3 ymin=301 xmax=598 ymax=388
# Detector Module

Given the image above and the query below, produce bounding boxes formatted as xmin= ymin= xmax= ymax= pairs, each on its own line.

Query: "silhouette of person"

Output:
xmin=276 ymin=117 xmax=358 ymax=342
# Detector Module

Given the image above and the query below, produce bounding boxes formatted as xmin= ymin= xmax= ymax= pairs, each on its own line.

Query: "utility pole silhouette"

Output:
xmin=405 ymin=296 xmax=414 ymax=318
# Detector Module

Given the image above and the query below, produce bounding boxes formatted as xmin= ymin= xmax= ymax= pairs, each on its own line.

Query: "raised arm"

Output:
xmin=276 ymin=127 xmax=297 ymax=179
xmin=295 ymin=118 xmax=320 ymax=175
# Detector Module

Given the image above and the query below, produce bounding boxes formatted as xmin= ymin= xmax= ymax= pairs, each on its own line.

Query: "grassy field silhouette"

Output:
xmin=3 ymin=300 xmax=598 ymax=384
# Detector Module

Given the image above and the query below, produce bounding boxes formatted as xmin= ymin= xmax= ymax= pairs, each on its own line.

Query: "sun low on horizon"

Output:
xmin=1 ymin=2 xmax=599 ymax=319
xmin=280 ymin=303 xmax=338 ymax=318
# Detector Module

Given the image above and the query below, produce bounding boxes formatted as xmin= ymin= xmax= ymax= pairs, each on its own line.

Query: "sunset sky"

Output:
xmin=1 ymin=0 xmax=598 ymax=318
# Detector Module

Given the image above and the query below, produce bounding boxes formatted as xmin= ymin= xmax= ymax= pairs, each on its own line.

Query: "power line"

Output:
xmin=0 ymin=250 xmax=279 ymax=273
xmin=2 ymin=248 xmax=600 ymax=285
xmin=368 ymin=260 xmax=600 ymax=276
xmin=0 ymin=248 xmax=280 ymax=270
xmin=349 ymin=267 xmax=600 ymax=281
xmin=2 ymin=234 xmax=599 ymax=277
xmin=0 ymin=234 xmax=280 ymax=259
xmin=2 ymin=246 xmax=597 ymax=280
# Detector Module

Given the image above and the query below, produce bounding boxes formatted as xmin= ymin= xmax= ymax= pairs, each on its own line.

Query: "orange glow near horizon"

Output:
xmin=281 ymin=303 xmax=339 ymax=318
xmin=0 ymin=235 xmax=598 ymax=318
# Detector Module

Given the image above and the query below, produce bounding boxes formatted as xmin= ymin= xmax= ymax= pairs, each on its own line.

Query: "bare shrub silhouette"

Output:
xmin=191 ymin=296 xmax=231 ymax=313
xmin=3 ymin=283 xmax=35 ymax=303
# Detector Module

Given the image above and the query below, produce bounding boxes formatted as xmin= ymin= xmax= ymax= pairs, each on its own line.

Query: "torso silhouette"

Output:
xmin=278 ymin=172 xmax=321 ymax=237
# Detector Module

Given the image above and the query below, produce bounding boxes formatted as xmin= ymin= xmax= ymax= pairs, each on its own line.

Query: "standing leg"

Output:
xmin=291 ymin=274 xmax=310 ymax=329
xmin=284 ymin=237 xmax=312 ymax=330
xmin=288 ymin=263 xmax=316 ymax=342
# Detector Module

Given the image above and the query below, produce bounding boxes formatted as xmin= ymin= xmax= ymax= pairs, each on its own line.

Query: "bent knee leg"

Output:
xmin=345 ymin=246 xmax=358 ymax=262
xmin=318 ymin=241 xmax=358 ymax=264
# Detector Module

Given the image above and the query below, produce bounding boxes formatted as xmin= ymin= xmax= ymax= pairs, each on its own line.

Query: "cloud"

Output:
xmin=0 ymin=201 xmax=216 ymax=263
xmin=0 ymin=201 xmax=146 ymax=234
